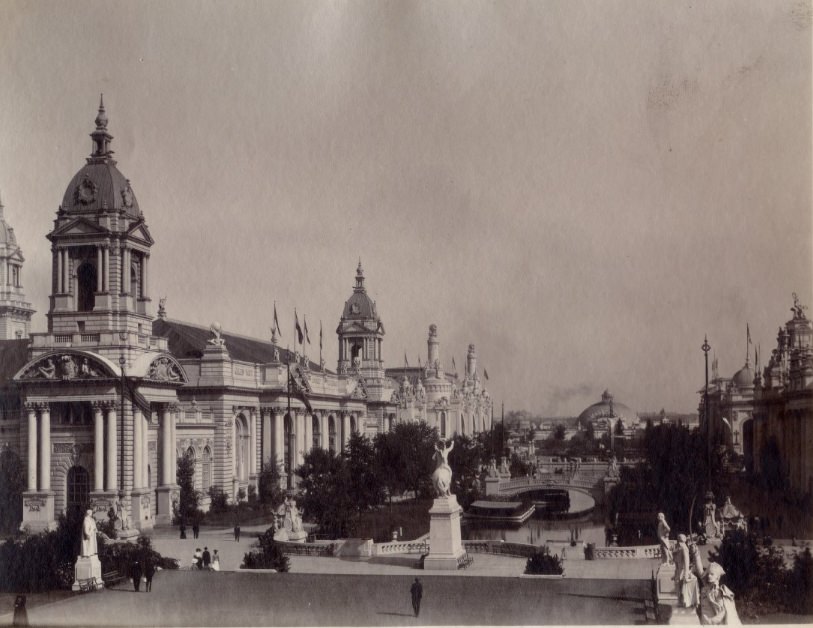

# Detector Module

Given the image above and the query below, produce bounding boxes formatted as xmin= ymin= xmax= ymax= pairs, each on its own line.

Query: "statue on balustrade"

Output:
xmin=657 ymin=512 xmax=672 ymax=564
xmin=673 ymin=534 xmax=699 ymax=608
xmin=431 ymin=439 xmax=454 ymax=497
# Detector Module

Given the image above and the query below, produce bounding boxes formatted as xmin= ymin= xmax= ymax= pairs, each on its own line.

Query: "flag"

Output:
xmin=483 ymin=368 xmax=489 ymax=380
xmin=304 ymin=315 xmax=311 ymax=344
xmin=404 ymin=352 xmax=409 ymax=368
xmin=418 ymin=356 xmax=422 ymax=369
xmin=452 ymin=356 xmax=457 ymax=371
xmin=294 ymin=309 xmax=304 ymax=344
xmin=747 ymin=323 xmax=752 ymax=346
xmin=319 ymin=321 xmax=323 ymax=350
xmin=273 ymin=302 xmax=282 ymax=337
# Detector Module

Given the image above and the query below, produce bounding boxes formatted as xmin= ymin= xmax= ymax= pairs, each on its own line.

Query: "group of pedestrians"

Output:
xmin=130 ymin=558 xmax=156 ymax=592
xmin=191 ymin=546 xmax=220 ymax=571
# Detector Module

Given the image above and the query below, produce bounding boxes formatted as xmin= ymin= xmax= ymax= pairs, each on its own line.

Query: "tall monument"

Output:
xmin=423 ymin=439 xmax=467 ymax=570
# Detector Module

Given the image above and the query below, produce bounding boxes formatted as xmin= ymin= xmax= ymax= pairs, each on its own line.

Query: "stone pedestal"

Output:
xmin=484 ymin=476 xmax=501 ymax=496
xmin=155 ymin=484 xmax=179 ymax=526
xmin=130 ymin=489 xmax=154 ymax=532
xmin=72 ymin=555 xmax=104 ymax=591
xmin=89 ymin=492 xmax=117 ymax=520
xmin=423 ymin=495 xmax=465 ymax=570
xmin=656 ymin=562 xmax=678 ymax=603
xmin=20 ymin=491 xmax=55 ymax=532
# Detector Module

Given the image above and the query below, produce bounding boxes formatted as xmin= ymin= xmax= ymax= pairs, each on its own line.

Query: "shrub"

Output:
xmin=208 ymin=486 xmax=229 ymax=514
xmin=241 ymin=526 xmax=289 ymax=572
xmin=98 ymin=535 xmax=178 ymax=577
xmin=525 ymin=546 xmax=564 ymax=575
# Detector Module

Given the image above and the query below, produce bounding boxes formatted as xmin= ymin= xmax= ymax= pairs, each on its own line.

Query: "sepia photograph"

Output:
xmin=0 ymin=1 xmax=811 ymax=625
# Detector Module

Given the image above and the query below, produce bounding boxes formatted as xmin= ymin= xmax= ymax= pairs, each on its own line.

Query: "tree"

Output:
xmin=509 ymin=453 xmax=531 ymax=478
xmin=175 ymin=453 xmax=200 ymax=525
xmin=450 ymin=434 xmax=484 ymax=509
xmin=345 ymin=432 xmax=385 ymax=512
xmin=257 ymin=461 xmax=286 ymax=512
xmin=374 ymin=421 xmax=437 ymax=500
xmin=0 ymin=449 xmax=24 ymax=534
xmin=296 ymin=448 xmax=356 ymax=537
xmin=552 ymin=424 xmax=566 ymax=441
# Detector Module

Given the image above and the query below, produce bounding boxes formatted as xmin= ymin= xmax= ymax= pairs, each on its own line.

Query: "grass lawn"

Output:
xmin=352 ymin=499 xmax=432 ymax=541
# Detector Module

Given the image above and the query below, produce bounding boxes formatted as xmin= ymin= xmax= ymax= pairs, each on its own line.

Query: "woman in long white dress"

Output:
xmin=211 ymin=549 xmax=220 ymax=572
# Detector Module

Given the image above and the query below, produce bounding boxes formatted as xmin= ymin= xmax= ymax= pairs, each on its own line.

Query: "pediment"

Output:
xmin=50 ymin=217 xmax=109 ymax=238
xmin=125 ymin=221 xmax=154 ymax=246
xmin=14 ymin=350 xmax=118 ymax=382
xmin=146 ymin=354 xmax=188 ymax=384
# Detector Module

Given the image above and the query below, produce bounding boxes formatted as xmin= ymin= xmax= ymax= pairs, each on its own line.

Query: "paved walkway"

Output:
xmin=1 ymin=571 xmax=652 ymax=626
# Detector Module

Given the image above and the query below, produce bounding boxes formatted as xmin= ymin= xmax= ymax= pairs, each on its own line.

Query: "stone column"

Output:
xmin=261 ymin=409 xmax=271 ymax=469
xmin=63 ymin=250 xmax=70 ymax=296
xmin=273 ymin=410 xmax=284 ymax=471
xmin=169 ymin=406 xmax=177 ymax=484
xmin=105 ymin=405 xmax=117 ymax=492
xmin=26 ymin=405 xmax=37 ymax=492
xmin=103 ymin=246 xmax=110 ymax=292
xmin=141 ymin=412 xmax=149 ymax=488
xmin=304 ymin=412 xmax=313 ymax=454
xmin=96 ymin=247 xmax=103 ymax=292
xmin=320 ymin=413 xmax=329 ymax=450
xmin=133 ymin=407 xmax=143 ymax=490
xmin=143 ymin=255 xmax=149 ymax=299
xmin=249 ymin=408 xmax=257 ymax=477
xmin=39 ymin=405 xmax=51 ymax=491
xmin=161 ymin=406 xmax=172 ymax=485
xmin=342 ymin=413 xmax=351 ymax=450
xmin=93 ymin=404 xmax=104 ymax=491
xmin=56 ymin=249 xmax=63 ymax=293
xmin=294 ymin=411 xmax=305 ymax=469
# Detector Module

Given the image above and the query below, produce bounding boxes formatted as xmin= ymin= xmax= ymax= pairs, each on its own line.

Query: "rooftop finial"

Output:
xmin=95 ymin=94 xmax=108 ymax=130
xmin=355 ymin=258 xmax=365 ymax=291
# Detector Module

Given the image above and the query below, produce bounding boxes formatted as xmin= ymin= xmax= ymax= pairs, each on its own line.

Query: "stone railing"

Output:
xmin=463 ymin=540 xmax=537 ymax=558
xmin=593 ymin=544 xmax=666 ymax=560
xmin=277 ymin=541 xmax=337 ymax=557
xmin=373 ymin=540 xmax=429 ymax=555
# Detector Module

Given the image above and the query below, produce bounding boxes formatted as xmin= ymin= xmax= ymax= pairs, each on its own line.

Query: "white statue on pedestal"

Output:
xmin=432 ymin=439 xmax=454 ymax=497
xmin=81 ymin=509 xmax=98 ymax=556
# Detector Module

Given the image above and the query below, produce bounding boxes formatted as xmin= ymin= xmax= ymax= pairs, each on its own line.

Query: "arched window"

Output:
xmin=328 ymin=416 xmax=336 ymax=453
xmin=312 ymin=415 xmax=321 ymax=450
xmin=77 ymin=262 xmax=97 ymax=312
xmin=67 ymin=466 xmax=90 ymax=514
xmin=202 ymin=447 xmax=212 ymax=493
xmin=440 ymin=412 xmax=447 ymax=438
xmin=350 ymin=415 xmax=357 ymax=434
xmin=186 ymin=446 xmax=197 ymax=490
xmin=461 ymin=416 xmax=466 ymax=436
xmin=147 ymin=464 xmax=152 ymax=488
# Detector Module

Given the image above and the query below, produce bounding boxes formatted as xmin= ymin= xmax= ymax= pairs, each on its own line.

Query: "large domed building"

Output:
xmin=577 ymin=390 xmax=640 ymax=435
xmin=0 ymin=98 xmax=493 ymax=533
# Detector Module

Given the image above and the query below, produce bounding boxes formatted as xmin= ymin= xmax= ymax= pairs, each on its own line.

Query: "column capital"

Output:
xmin=271 ymin=406 xmax=287 ymax=416
xmin=100 ymin=400 xmax=117 ymax=411
xmin=24 ymin=401 xmax=39 ymax=412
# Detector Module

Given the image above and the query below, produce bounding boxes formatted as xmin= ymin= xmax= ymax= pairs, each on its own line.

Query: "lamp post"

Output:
xmin=118 ymin=331 xmax=127 ymax=496
xmin=702 ymin=335 xmax=711 ymax=488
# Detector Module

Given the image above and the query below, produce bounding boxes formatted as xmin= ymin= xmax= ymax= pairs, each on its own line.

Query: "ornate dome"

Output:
xmin=577 ymin=390 xmax=639 ymax=427
xmin=340 ymin=260 xmax=379 ymax=321
xmin=732 ymin=363 xmax=754 ymax=388
xmin=59 ymin=96 xmax=141 ymax=219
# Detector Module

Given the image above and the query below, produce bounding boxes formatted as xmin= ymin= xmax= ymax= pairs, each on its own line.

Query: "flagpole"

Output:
xmin=501 ymin=401 xmax=505 ymax=461
xmin=286 ymin=345 xmax=292 ymax=489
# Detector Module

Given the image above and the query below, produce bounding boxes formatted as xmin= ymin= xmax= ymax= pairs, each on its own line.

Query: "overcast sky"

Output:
xmin=0 ymin=1 xmax=810 ymax=416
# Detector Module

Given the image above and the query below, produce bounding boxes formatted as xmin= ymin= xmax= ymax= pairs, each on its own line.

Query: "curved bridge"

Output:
xmin=490 ymin=469 xmax=614 ymax=506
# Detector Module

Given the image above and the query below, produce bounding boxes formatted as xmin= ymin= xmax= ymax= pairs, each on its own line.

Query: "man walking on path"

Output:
xmin=410 ymin=578 xmax=423 ymax=618
xmin=131 ymin=560 xmax=143 ymax=592
xmin=144 ymin=559 xmax=155 ymax=592
xmin=202 ymin=547 xmax=211 ymax=570
xmin=234 ymin=523 xmax=241 ymax=542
